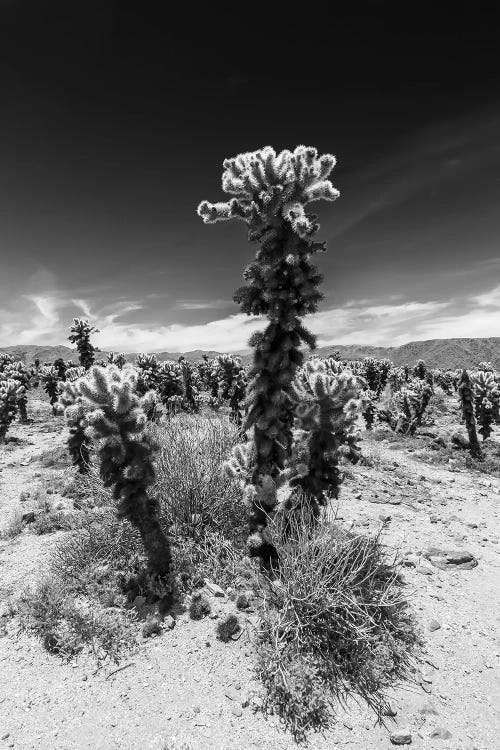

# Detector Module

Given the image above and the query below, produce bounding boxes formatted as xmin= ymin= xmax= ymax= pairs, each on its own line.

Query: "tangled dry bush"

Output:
xmin=256 ymin=501 xmax=420 ymax=742
xmin=17 ymin=412 xmax=249 ymax=658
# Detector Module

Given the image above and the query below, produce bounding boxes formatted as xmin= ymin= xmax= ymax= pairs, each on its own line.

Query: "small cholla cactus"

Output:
xmin=216 ymin=354 xmax=247 ymax=425
xmin=53 ymin=358 xmax=68 ymax=381
xmin=0 ymin=378 xmax=25 ymax=442
xmin=68 ymin=318 xmax=100 ymax=370
xmin=413 ymin=359 xmax=427 ymax=380
xmin=477 ymin=361 xmax=494 ymax=372
xmin=458 ymin=370 xmax=482 ymax=459
xmin=2 ymin=361 xmax=31 ymax=421
xmin=79 ymin=365 xmax=172 ymax=581
xmin=107 ymin=352 xmax=127 ymax=368
xmin=472 ymin=369 xmax=500 ymax=441
xmin=58 ymin=376 xmax=90 ymax=473
xmin=136 ymin=354 xmax=163 ymax=394
xmin=377 ymin=358 xmax=392 ymax=396
xmin=178 ymin=357 xmax=201 ymax=413
xmin=361 ymin=389 xmax=377 ymax=429
xmin=39 ymin=365 xmax=61 ymax=413
xmin=158 ymin=361 xmax=184 ymax=413
xmin=378 ymin=379 xmax=433 ymax=436
xmin=362 ymin=357 xmax=379 ymax=393
xmin=199 ymin=145 xmax=339 ymax=561
xmin=288 ymin=359 xmax=363 ymax=515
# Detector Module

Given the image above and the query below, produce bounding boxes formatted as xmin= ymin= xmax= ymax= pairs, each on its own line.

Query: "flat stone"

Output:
xmin=428 ymin=619 xmax=441 ymax=632
xmin=204 ymin=580 xmax=225 ymax=597
xmin=430 ymin=727 xmax=452 ymax=739
xmin=390 ymin=728 xmax=412 ymax=745
xmin=231 ymin=706 xmax=243 ymax=717
xmin=419 ymin=700 xmax=439 ymax=715
xmin=417 ymin=565 xmax=434 ymax=576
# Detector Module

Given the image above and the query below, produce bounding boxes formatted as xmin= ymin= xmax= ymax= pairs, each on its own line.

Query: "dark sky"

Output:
xmin=1 ymin=1 xmax=499 ymax=351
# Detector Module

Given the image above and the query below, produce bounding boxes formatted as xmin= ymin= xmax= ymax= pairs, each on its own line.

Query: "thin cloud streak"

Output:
xmin=2 ymin=284 xmax=499 ymax=353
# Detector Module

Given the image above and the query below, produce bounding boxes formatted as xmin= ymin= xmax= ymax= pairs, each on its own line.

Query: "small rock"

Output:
xmin=224 ymin=687 xmax=240 ymax=701
xmin=419 ymin=700 xmax=439 ymax=715
xmin=390 ymin=728 xmax=412 ymax=745
xmin=417 ymin=565 xmax=434 ymax=576
xmin=430 ymin=727 xmax=452 ymax=739
xmin=428 ymin=619 xmax=441 ymax=632
xmin=163 ymin=615 xmax=175 ymax=630
xmin=231 ymin=706 xmax=243 ymax=717
xmin=403 ymin=554 xmax=419 ymax=568
xmin=204 ymin=580 xmax=225 ymax=597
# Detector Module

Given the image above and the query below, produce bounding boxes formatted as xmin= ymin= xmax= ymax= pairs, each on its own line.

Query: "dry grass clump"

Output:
xmin=16 ymin=412 xmax=249 ymax=659
xmin=256 ymin=502 xmax=420 ymax=743
xmin=152 ymin=414 xmax=246 ymax=541
xmin=17 ymin=511 xmax=145 ymax=661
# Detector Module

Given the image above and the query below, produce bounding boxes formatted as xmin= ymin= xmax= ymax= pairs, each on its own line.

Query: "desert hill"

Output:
xmin=1 ymin=337 xmax=499 ymax=370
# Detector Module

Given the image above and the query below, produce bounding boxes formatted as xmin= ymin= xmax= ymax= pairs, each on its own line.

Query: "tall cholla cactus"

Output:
xmin=79 ymin=366 xmax=172 ymax=580
xmin=0 ymin=378 xmax=26 ymax=442
xmin=458 ymin=370 xmax=482 ymax=459
xmin=68 ymin=318 xmax=100 ymax=370
xmin=414 ymin=359 xmax=427 ymax=380
xmin=472 ymin=369 xmax=500 ymax=441
xmin=217 ymin=354 xmax=247 ymax=425
xmin=363 ymin=357 xmax=379 ymax=393
xmin=199 ymin=146 xmax=339 ymax=556
xmin=39 ymin=365 xmax=61 ymax=414
xmin=289 ymin=359 xmax=362 ymax=515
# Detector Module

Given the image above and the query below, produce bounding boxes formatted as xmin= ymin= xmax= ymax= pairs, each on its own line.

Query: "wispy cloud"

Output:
xmin=2 ymin=281 xmax=500 ymax=354
xmin=175 ymin=299 xmax=230 ymax=311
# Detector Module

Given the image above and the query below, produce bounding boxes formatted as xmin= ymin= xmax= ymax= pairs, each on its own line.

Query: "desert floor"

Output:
xmin=1 ymin=393 xmax=499 ymax=750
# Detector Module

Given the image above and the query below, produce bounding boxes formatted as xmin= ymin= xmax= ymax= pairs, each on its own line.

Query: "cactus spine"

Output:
xmin=199 ymin=145 xmax=339 ymax=559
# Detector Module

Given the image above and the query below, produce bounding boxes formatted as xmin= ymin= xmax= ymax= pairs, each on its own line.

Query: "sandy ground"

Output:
xmin=1 ymin=393 xmax=499 ymax=750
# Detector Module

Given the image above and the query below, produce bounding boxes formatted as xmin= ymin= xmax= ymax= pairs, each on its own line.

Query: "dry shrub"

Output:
xmin=151 ymin=414 xmax=246 ymax=541
xmin=256 ymin=501 xmax=420 ymax=743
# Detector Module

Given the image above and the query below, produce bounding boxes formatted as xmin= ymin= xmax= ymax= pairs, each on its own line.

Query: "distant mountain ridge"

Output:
xmin=1 ymin=337 xmax=499 ymax=370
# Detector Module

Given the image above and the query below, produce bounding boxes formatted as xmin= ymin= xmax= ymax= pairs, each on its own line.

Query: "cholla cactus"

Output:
xmin=216 ymin=354 xmax=247 ymax=425
xmin=472 ymin=369 xmax=500 ymax=441
xmin=362 ymin=357 xmax=379 ymax=393
xmin=379 ymin=379 xmax=433 ymax=436
xmin=378 ymin=358 xmax=392 ymax=396
xmin=53 ymin=358 xmax=68 ymax=381
xmin=477 ymin=361 xmax=494 ymax=372
xmin=2 ymin=361 xmax=30 ymax=421
xmin=0 ymin=354 xmax=15 ymax=371
xmin=107 ymin=352 xmax=127 ymax=368
xmin=58 ymin=377 xmax=90 ymax=473
xmin=136 ymin=354 xmax=162 ymax=393
xmin=79 ymin=365 xmax=172 ymax=580
xmin=413 ymin=359 xmax=427 ymax=380
xmin=68 ymin=318 xmax=100 ymax=370
xmin=199 ymin=146 xmax=339 ymax=558
xmin=458 ymin=370 xmax=482 ymax=459
xmin=158 ymin=361 xmax=184 ymax=412
xmin=361 ymin=389 xmax=377 ymax=429
xmin=432 ymin=368 xmax=454 ymax=395
xmin=0 ymin=378 xmax=25 ymax=442
xmin=289 ymin=359 xmax=362 ymax=514
xmin=39 ymin=365 xmax=61 ymax=413
xmin=178 ymin=357 xmax=201 ymax=413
